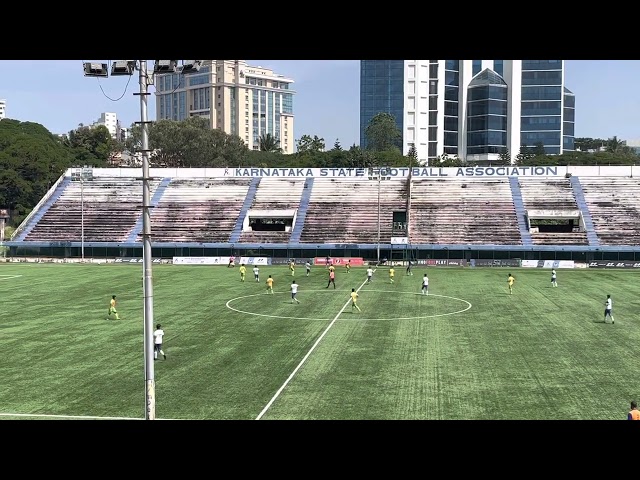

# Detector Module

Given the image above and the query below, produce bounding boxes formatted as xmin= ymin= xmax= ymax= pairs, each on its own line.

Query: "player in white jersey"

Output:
xmin=305 ymin=261 xmax=311 ymax=276
xmin=604 ymin=294 xmax=614 ymax=324
xmin=551 ymin=269 xmax=557 ymax=287
xmin=153 ymin=324 xmax=167 ymax=360
xmin=421 ymin=274 xmax=429 ymax=295
xmin=253 ymin=266 xmax=260 ymax=282
xmin=366 ymin=267 xmax=374 ymax=283
xmin=290 ymin=281 xmax=300 ymax=304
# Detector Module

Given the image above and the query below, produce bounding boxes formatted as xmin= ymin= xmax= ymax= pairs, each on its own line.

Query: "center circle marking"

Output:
xmin=225 ymin=289 xmax=472 ymax=321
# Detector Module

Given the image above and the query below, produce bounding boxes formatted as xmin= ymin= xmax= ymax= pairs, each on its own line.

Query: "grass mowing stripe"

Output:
xmin=255 ymin=269 xmax=376 ymax=420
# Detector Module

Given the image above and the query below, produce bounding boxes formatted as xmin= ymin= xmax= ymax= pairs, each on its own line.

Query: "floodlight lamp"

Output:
xmin=83 ymin=62 xmax=108 ymax=77
xmin=111 ymin=60 xmax=136 ymax=76
xmin=154 ymin=60 xmax=177 ymax=73
xmin=181 ymin=60 xmax=202 ymax=73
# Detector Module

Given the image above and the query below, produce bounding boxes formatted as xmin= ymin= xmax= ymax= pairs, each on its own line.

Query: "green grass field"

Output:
xmin=1 ymin=262 xmax=638 ymax=420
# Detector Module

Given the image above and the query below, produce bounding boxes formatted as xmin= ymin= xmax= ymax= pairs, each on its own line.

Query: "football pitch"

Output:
xmin=1 ymin=262 xmax=638 ymax=420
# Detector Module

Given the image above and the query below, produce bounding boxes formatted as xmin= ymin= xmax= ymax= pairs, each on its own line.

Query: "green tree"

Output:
xmin=365 ymin=113 xmax=402 ymax=152
xmin=259 ymin=133 xmax=282 ymax=153
xmin=332 ymin=139 xmax=342 ymax=151
xmin=344 ymin=144 xmax=376 ymax=168
xmin=515 ymin=145 xmax=535 ymax=164
xmin=498 ymin=147 xmax=511 ymax=165
xmin=436 ymin=154 xmax=465 ymax=167
xmin=532 ymin=142 xmax=546 ymax=157
xmin=296 ymin=134 xmax=325 ymax=154
xmin=604 ymin=135 xmax=635 ymax=156
xmin=406 ymin=143 xmax=418 ymax=168
xmin=574 ymin=137 xmax=606 ymax=152
xmin=65 ymin=125 xmax=115 ymax=165
xmin=0 ymin=119 xmax=76 ymax=226
xmin=124 ymin=123 xmax=143 ymax=153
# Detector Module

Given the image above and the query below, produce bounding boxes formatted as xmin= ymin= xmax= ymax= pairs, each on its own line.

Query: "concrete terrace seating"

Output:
xmin=519 ymin=178 xmax=578 ymax=210
xmin=238 ymin=178 xmax=306 ymax=244
xmin=530 ymin=232 xmax=588 ymax=245
xmin=518 ymin=178 xmax=587 ymax=245
xmin=146 ymin=178 xmax=252 ymax=242
xmin=299 ymin=178 xmax=407 ymax=244
xmin=578 ymin=177 xmax=640 ymax=246
xmin=409 ymin=178 xmax=521 ymax=245
xmin=25 ymin=178 xmax=154 ymax=242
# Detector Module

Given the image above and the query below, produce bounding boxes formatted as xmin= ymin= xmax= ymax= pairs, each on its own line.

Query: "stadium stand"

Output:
xmin=409 ymin=178 xmax=521 ymax=244
xmin=237 ymin=178 xmax=307 ymax=243
xmin=518 ymin=178 xmax=589 ymax=245
xmin=25 ymin=178 xmax=157 ymax=242
xmin=141 ymin=177 xmax=252 ymax=243
xmin=298 ymin=178 xmax=407 ymax=243
xmin=577 ymin=177 xmax=640 ymax=246
xmin=11 ymin=167 xmax=640 ymax=256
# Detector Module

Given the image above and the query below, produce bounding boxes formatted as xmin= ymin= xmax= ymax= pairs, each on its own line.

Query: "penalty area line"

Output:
xmin=255 ymin=269 xmax=376 ymax=420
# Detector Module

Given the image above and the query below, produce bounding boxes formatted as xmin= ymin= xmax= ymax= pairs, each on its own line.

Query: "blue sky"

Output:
xmin=0 ymin=60 xmax=638 ymax=146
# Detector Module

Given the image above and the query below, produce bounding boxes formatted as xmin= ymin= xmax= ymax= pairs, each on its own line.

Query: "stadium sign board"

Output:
xmin=470 ymin=259 xmax=521 ymax=267
xmin=314 ymin=257 xmax=365 ymax=266
xmin=221 ymin=166 xmax=562 ymax=178
xmin=588 ymin=261 xmax=640 ymax=268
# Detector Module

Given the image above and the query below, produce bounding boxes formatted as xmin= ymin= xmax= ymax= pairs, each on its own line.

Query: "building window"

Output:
xmin=472 ymin=60 xmax=482 ymax=76
xmin=428 ymin=127 xmax=437 ymax=141
xmin=429 ymin=80 xmax=438 ymax=95
xmin=428 ymin=142 xmax=437 ymax=157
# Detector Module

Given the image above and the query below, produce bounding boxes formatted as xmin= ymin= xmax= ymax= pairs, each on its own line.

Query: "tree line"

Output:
xmin=0 ymin=113 xmax=638 ymax=229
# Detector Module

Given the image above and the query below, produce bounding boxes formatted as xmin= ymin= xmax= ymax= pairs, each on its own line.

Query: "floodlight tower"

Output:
xmin=0 ymin=208 xmax=9 ymax=259
xmin=82 ymin=60 xmax=196 ymax=420
xmin=368 ymin=167 xmax=392 ymax=264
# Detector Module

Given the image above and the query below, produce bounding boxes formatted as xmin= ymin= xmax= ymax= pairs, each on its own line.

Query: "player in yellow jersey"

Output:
xmin=389 ymin=267 xmax=395 ymax=283
xmin=239 ymin=264 xmax=247 ymax=282
xmin=507 ymin=273 xmax=515 ymax=294
xmin=266 ymin=275 xmax=274 ymax=294
xmin=108 ymin=295 xmax=120 ymax=320
xmin=289 ymin=259 xmax=295 ymax=276
xmin=345 ymin=260 xmax=351 ymax=274
xmin=328 ymin=264 xmax=336 ymax=273
xmin=350 ymin=288 xmax=362 ymax=312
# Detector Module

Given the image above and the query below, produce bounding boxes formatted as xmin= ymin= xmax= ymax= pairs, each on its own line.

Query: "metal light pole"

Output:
xmin=136 ymin=60 xmax=156 ymax=420
xmin=83 ymin=60 xmax=196 ymax=420
xmin=80 ymin=173 xmax=85 ymax=262
xmin=369 ymin=168 xmax=389 ymax=265
xmin=377 ymin=175 xmax=381 ymax=264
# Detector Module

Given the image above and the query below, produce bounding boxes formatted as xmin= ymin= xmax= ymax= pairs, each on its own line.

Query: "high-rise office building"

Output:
xmin=155 ymin=60 xmax=295 ymax=154
xmin=360 ymin=60 xmax=575 ymax=164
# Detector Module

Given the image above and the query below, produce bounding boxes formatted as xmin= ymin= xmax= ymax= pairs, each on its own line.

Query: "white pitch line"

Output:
xmin=0 ymin=412 xmax=182 ymax=420
xmin=0 ymin=412 xmax=143 ymax=420
xmin=255 ymin=269 xmax=375 ymax=420
xmin=0 ymin=275 xmax=22 ymax=280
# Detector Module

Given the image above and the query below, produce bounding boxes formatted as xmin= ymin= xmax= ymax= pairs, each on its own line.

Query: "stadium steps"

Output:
xmin=127 ymin=177 xmax=172 ymax=243
xmin=229 ymin=177 xmax=261 ymax=243
xmin=569 ymin=176 xmax=601 ymax=246
xmin=15 ymin=176 xmax=72 ymax=241
xmin=508 ymin=177 xmax=533 ymax=246
xmin=289 ymin=177 xmax=315 ymax=243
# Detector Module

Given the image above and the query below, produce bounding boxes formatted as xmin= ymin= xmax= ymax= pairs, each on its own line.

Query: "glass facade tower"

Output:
xmin=360 ymin=60 xmax=404 ymax=149
xmin=359 ymin=60 xmax=575 ymax=163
